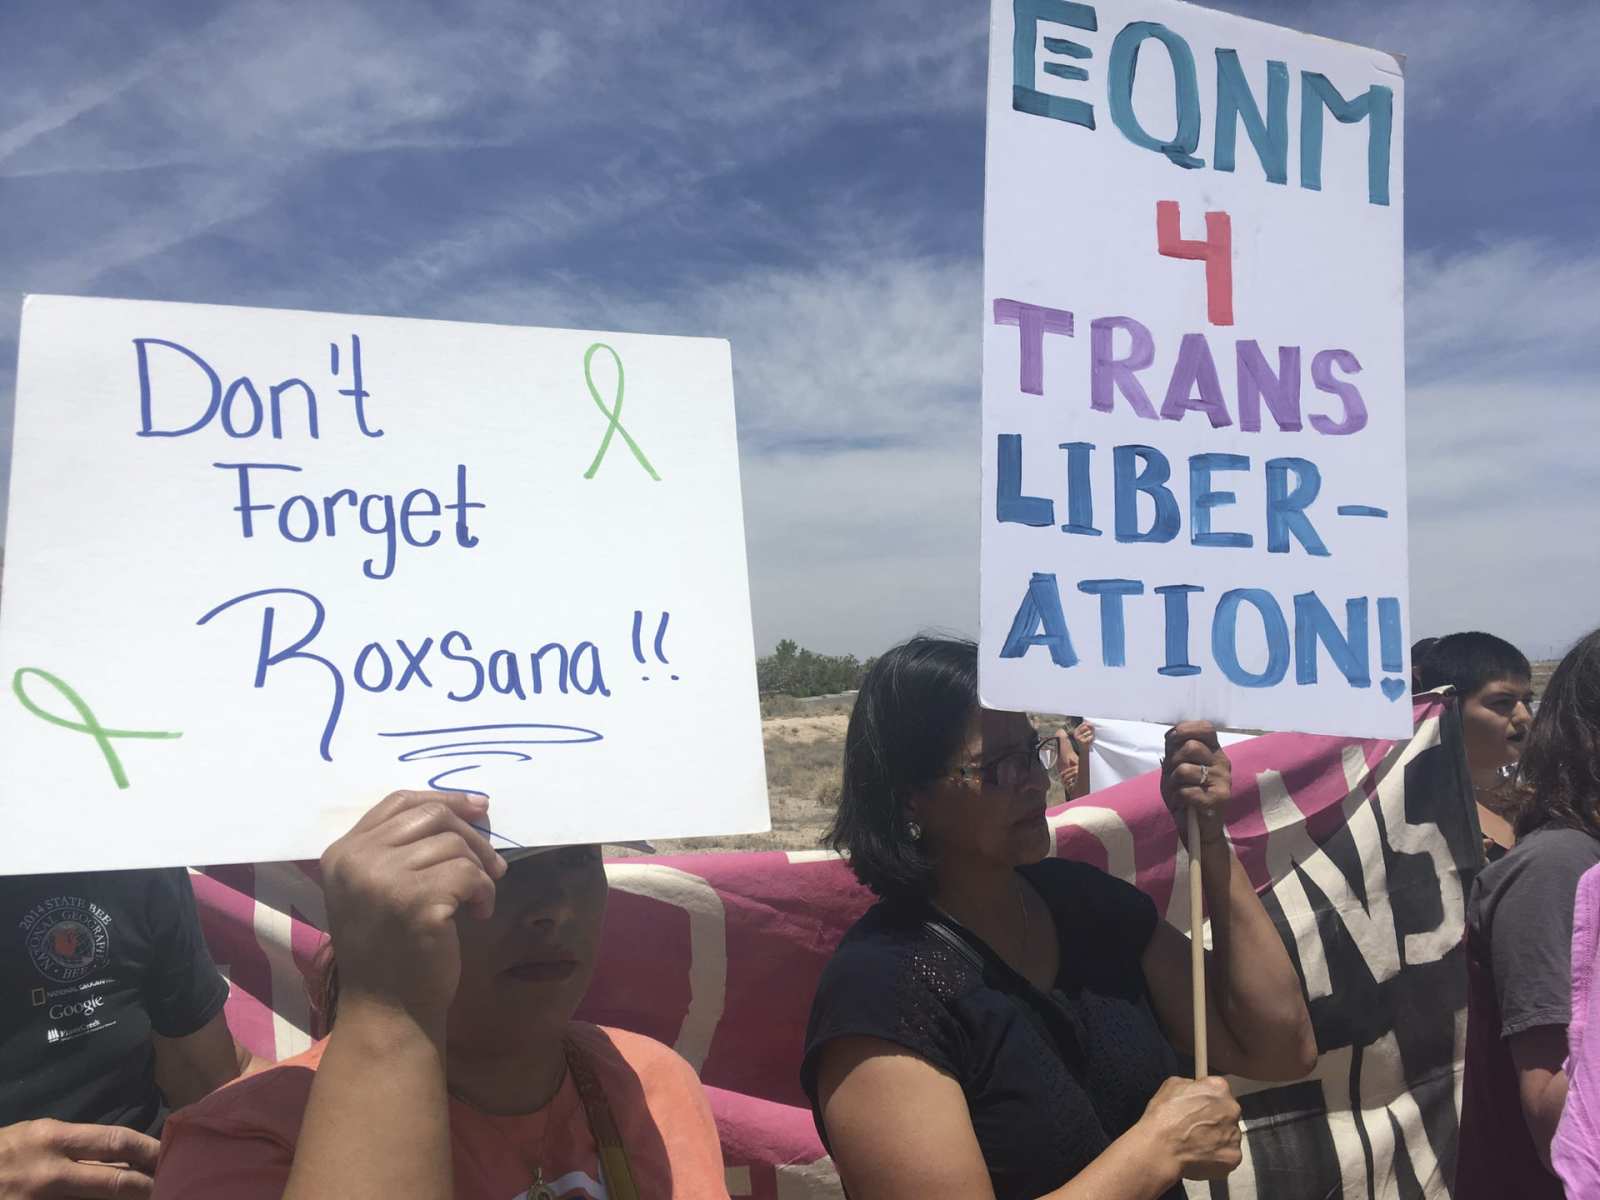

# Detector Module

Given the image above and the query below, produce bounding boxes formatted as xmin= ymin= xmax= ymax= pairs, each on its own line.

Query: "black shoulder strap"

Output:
xmin=922 ymin=913 xmax=1087 ymax=1073
xmin=923 ymin=917 xmax=986 ymax=971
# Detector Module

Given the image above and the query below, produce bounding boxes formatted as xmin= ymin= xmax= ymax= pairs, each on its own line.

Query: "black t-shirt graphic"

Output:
xmin=803 ymin=858 xmax=1184 ymax=1200
xmin=0 ymin=869 xmax=229 ymax=1133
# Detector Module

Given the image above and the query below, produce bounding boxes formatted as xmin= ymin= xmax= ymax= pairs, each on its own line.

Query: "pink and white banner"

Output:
xmin=193 ymin=694 xmax=1477 ymax=1199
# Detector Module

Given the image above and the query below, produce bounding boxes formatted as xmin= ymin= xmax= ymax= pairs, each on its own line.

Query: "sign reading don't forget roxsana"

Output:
xmin=980 ymin=0 xmax=1409 ymax=738
xmin=0 ymin=295 xmax=769 ymax=874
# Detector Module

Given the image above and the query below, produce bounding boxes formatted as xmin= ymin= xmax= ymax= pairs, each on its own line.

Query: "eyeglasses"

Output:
xmin=949 ymin=735 xmax=1057 ymax=788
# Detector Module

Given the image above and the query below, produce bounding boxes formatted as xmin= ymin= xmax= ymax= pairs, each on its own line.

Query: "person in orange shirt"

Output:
xmin=153 ymin=790 xmax=729 ymax=1200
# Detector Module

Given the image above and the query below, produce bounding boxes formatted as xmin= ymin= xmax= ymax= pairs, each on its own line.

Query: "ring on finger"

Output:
xmin=1198 ymin=763 xmax=1210 ymax=787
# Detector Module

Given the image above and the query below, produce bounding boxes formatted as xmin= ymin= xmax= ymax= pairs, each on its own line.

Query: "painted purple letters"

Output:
xmin=994 ymin=298 xmax=1075 ymax=396
xmin=1308 ymin=349 xmax=1368 ymax=435
xmin=1237 ymin=340 xmax=1303 ymax=432
xmin=1090 ymin=316 xmax=1158 ymax=419
xmin=1160 ymin=333 xmax=1232 ymax=427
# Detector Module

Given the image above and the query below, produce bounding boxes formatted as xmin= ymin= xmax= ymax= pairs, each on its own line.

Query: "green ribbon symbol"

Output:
xmin=12 ymin=668 xmax=182 ymax=789
xmin=582 ymin=342 xmax=661 ymax=481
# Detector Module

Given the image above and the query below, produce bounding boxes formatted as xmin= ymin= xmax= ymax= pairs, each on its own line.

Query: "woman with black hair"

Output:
xmin=801 ymin=637 xmax=1316 ymax=1200
xmin=1457 ymin=628 xmax=1600 ymax=1200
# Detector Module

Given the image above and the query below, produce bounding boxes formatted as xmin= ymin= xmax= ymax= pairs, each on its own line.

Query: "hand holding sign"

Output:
xmin=319 ymin=791 xmax=507 ymax=1028
xmin=1133 ymin=1076 xmax=1243 ymax=1184
xmin=1160 ymin=722 xmax=1231 ymax=849
xmin=1161 ymin=720 xmax=1230 ymax=1077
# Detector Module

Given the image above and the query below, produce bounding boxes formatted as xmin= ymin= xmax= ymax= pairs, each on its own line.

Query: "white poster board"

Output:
xmin=981 ymin=0 xmax=1409 ymax=738
xmin=0 ymin=295 xmax=769 ymax=873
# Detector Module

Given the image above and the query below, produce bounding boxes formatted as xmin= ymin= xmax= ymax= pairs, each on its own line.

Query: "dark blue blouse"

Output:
xmin=802 ymin=857 xmax=1184 ymax=1200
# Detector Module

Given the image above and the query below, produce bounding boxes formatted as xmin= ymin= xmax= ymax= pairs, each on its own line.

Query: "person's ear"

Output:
xmin=902 ymin=787 xmax=932 ymax=841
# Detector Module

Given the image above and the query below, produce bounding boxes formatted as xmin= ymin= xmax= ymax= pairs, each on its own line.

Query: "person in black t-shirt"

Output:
xmin=0 ymin=868 xmax=261 ymax=1198
xmin=802 ymin=637 xmax=1317 ymax=1200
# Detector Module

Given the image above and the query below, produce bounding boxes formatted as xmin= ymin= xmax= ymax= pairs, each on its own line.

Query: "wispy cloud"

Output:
xmin=1403 ymin=233 xmax=1598 ymax=658
xmin=1408 ymin=239 xmax=1600 ymax=382
xmin=1223 ymin=0 xmax=1600 ymax=124
xmin=0 ymin=0 xmax=1595 ymax=664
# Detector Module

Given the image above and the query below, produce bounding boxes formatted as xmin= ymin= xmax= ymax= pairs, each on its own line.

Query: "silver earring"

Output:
xmin=906 ymin=820 xmax=923 ymax=841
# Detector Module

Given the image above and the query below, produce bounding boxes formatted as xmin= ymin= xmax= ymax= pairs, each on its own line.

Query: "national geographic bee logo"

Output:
xmin=21 ymin=898 xmax=112 ymax=985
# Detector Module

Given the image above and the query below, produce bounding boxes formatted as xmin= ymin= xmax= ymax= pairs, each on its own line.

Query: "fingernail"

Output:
xmin=467 ymin=794 xmax=489 ymax=809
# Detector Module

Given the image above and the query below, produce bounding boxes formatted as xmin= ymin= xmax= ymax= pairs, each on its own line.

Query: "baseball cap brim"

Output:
xmin=500 ymin=841 xmax=656 ymax=863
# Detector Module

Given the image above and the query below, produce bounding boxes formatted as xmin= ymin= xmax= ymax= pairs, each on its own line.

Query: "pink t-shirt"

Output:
xmin=154 ymin=1022 xmax=729 ymax=1200
xmin=1555 ymin=864 xmax=1600 ymax=1198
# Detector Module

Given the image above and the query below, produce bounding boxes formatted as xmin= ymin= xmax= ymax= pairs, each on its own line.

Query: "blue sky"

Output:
xmin=0 ymin=0 xmax=1595 ymax=660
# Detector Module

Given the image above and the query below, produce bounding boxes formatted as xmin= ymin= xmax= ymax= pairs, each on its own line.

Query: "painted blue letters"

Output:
xmin=1156 ymin=584 xmax=1204 ymax=676
xmin=1189 ymin=453 xmax=1252 ymax=548
xmin=997 ymin=435 xmax=1056 ymax=526
xmin=1000 ymin=572 xmax=1079 ymax=667
xmin=1108 ymin=22 xmax=1205 ymax=168
xmin=1214 ymin=50 xmax=1288 ymax=184
xmin=1113 ymin=445 xmax=1180 ymax=543
xmin=1301 ymin=72 xmax=1394 ymax=206
xmin=1077 ymin=578 xmax=1143 ymax=666
xmin=1294 ymin=593 xmax=1371 ymax=687
xmin=1212 ymin=588 xmax=1290 ymax=687
xmin=1264 ymin=457 xmax=1330 ymax=556
xmin=1059 ymin=441 xmax=1101 ymax=535
xmin=1012 ymin=0 xmax=1099 ymax=127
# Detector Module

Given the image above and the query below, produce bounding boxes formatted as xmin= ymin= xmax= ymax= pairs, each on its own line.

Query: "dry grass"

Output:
xmin=643 ymin=694 xmax=853 ymax=853
xmin=1533 ymin=660 xmax=1557 ymax=700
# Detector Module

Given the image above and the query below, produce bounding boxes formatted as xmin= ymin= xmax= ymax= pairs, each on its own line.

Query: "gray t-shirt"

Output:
xmin=1457 ymin=825 xmax=1600 ymax=1199
xmin=1469 ymin=825 xmax=1600 ymax=1037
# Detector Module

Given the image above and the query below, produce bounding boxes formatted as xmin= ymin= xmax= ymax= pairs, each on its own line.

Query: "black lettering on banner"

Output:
xmin=1214 ymin=704 xmax=1478 ymax=1199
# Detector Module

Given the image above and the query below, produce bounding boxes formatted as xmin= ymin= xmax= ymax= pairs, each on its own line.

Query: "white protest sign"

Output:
xmin=0 ymin=295 xmax=769 ymax=873
xmin=981 ymin=0 xmax=1409 ymax=738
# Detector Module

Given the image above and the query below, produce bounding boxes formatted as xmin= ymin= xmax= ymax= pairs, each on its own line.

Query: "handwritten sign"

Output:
xmin=0 ymin=295 xmax=769 ymax=873
xmin=979 ymin=0 xmax=1409 ymax=738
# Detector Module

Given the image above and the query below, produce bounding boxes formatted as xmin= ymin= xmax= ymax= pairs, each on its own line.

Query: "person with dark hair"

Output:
xmin=152 ymin=791 xmax=727 ymax=1200
xmin=0 ymin=869 xmax=263 ymax=1199
xmin=802 ymin=637 xmax=1315 ymax=1200
xmin=1415 ymin=630 xmax=1535 ymax=860
xmin=1456 ymin=628 xmax=1600 ymax=1200
xmin=1409 ymin=636 xmax=1438 ymax=691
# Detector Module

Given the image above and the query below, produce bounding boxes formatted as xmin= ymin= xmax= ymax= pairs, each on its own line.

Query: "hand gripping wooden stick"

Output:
xmin=1188 ymin=805 xmax=1208 ymax=1079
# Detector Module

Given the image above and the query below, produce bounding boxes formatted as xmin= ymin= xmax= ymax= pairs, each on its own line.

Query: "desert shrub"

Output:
xmin=758 ymin=638 xmax=875 ymax=697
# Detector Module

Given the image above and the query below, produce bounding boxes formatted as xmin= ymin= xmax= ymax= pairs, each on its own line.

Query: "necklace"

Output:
xmin=931 ymin=874 xmax=1031 ymax=968
xmin=1017 ymin=876 xmax=1030 ymax=960
xmin=530 ymin=1037 xmax=642 ymax=1200
xmin=530 ymin=1111 xmax=556 ymax=1200
xmin=527 ymin=1045 xmax=567 ymax=1200
xmin=1015 ymin=874 xmax=1030 ymax=964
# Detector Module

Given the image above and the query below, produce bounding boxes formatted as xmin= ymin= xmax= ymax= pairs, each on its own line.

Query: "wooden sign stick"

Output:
xmin=1189 ymin=805 xmax=1208 ymax=1079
